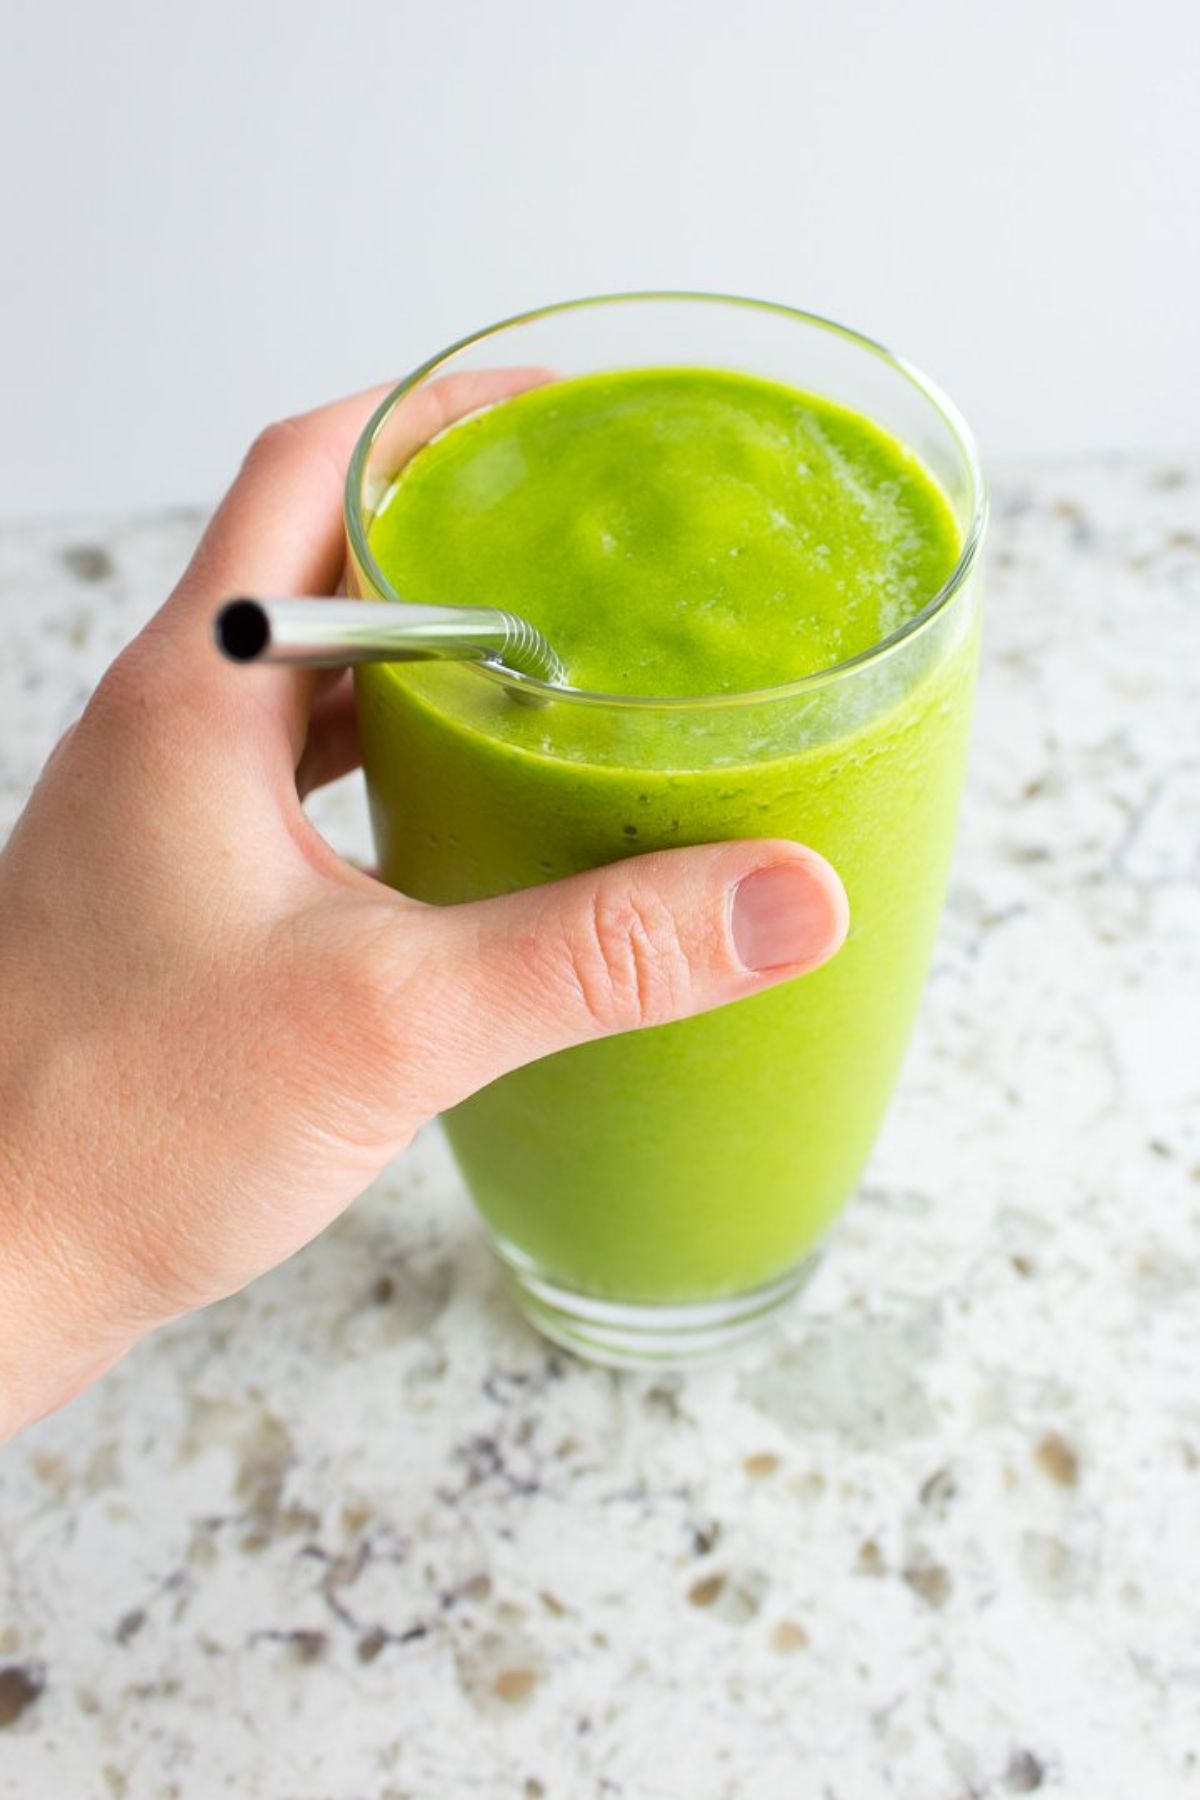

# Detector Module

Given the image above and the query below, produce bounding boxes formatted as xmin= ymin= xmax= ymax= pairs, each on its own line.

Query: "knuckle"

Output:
xmin=89 ymin=639 xmax=148 ymax=712
xmin=36 ymin=718 xmax=81 ymax=781
xmin=559 ymin=880 xmax=695 ymax=1034
xmin=75 ymin=644 xmax=162 ymax=754
xmin=81 ymin=637 xmax=192 ymax=773
xmin=259 ymin=907 xmax=426 ymax=1142
xmin=52 ymin=719 xmax=80 ymax=758
xmin=241 ymin=415 xmax=305 ymax=473
xmin=320 ymin=918 xmax=413 ymax=1069
xmin=323 ymin=909 xmax=440 ymax=1092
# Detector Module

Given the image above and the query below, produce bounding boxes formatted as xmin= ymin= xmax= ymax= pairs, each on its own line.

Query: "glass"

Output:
xmin=344 ymin=293 xmax=986 ymax=1366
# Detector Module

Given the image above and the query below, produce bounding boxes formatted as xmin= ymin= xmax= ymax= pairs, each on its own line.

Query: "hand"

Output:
xmin=0 ymin=382 xmax=849 ymax=1443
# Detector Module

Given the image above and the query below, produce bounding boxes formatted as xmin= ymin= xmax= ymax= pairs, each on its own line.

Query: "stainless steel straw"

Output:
xmin=214 ymin=597 xmax=566 ymax=687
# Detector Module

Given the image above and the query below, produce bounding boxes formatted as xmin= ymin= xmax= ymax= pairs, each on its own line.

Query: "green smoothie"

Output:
xmin=355 ymin=368 xmax=976 ymax=1305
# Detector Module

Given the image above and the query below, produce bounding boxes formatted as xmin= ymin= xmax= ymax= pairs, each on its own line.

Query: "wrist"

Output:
xmin=0 ymin=929 xmax=174 ymax=1441
xmin=0 ymin=1141 xmax=145 ymax=1446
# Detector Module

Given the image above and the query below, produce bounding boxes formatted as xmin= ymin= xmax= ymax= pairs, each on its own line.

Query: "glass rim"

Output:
xmin=344 ymin=290 xmax=988 ymax=713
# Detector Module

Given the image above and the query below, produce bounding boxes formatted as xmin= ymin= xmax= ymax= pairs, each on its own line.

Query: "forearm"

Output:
xmin=0 ymin=1176 xmax=135 ymax=1445
xmin=0 ymin=1010 xmax=148 ymax=1445
xmin=0 ymin=1299 xmax=129 ymax=1447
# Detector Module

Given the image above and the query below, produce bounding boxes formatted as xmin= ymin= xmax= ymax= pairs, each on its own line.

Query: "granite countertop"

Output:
xmin=0 ymin=460 xmax=1197 ymax=1800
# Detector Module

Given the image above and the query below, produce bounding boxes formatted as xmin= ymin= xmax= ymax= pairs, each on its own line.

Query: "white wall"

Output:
xmin=2 ymin=0 xmax=1196 ymax=515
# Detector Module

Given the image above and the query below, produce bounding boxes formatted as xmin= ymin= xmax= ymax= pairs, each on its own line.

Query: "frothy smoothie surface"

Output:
xmin=367 ymin=367 xmax=961 ymax=696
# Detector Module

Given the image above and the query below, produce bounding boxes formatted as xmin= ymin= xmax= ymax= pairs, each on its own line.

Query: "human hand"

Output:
xmin=0 ymin=380 xmax=848 ymax=1443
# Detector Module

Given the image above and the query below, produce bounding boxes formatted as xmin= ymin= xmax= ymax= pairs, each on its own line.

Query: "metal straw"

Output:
xmin=214 ymin=597 xmax=566 ymax=687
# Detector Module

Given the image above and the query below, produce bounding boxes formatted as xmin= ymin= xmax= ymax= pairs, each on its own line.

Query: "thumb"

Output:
xmin=380 ymin=839 xmax=849 ymax=1122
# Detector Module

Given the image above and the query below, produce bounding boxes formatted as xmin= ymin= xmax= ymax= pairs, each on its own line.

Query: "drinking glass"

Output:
xmin=344 ymin=293 xmax=986 ymax=1366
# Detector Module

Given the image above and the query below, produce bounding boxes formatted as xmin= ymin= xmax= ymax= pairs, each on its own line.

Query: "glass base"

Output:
xmin=495 ymin=1245 xmax=821 ymax=1369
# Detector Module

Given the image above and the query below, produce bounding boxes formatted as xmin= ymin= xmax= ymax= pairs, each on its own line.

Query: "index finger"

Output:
xmin=175 ymin=365 xmax=554 ymax=628
xmin=138 ymin=366 xmax=553 ymax=762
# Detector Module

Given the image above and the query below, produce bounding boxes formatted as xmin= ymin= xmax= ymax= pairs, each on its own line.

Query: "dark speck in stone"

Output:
xmin=0 ymin=1665 xmax=44 ymax=1726
xmin=744 ymin=1452 xmax=781 ymax=1479
xmin=691 ymin=1521 xmax=721 ymax=1556
xmin=918 ymin=1467 xmax=957 ymax=1510
xmin=493 ymin=1667 xmax=538 ymax=1704
xmin=857 ymin=1539 xmax=886 ymax=1577
xmin=1034 ymin=1431 xmax=1080 ymax=1488
xmin=61 ymin=544 xmax=114 ymax=583
xmin=262 ymin=1628 xmax=327 ymax=1664
xmin=687 ymin=1573 xmax=726 ymax=1607
xmin=114 ymin=1608 xmax=146 ymax=1646
xmin=357 ymin=1628 xmax=387 ymax=1663
xmin=1005 ymin=1748 xmax=1046 ymax=1791
xmin=902 ymin=1560 xmax=952 ymax=1608
xmin=371 ymin=1274 xmax=395 ymax=1305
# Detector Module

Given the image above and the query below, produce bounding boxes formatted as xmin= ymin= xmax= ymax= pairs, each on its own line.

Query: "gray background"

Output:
xmin=2 ymin=0 xmax=1196 ymax=515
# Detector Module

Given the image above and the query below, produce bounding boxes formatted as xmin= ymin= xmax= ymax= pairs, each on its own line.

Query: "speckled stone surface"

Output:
xmin=0 ymin=462 xmax=1197 ymax=1800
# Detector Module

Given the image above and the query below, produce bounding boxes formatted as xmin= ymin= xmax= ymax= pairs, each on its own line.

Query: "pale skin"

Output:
xmin=0 ymin=381 xmax=850 ymax=1446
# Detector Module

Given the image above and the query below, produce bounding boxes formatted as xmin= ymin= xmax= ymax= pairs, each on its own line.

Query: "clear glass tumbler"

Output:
xmin=344 ymin=293 xmax=986 ymax=1366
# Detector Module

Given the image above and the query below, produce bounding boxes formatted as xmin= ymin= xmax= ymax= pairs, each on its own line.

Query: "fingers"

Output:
xmin=171 ymin=364 xmax=553 ymax=638
xmin=350 ymin=840 xmax=849 ymax=1123
xmin=296 ymin=671 xmax=361 ymax=798
xmin=82 ymin=381 xmax=396 ymax=787
xmin=109 ymin=366 xmax=556 ymax=774
xmin=177 ymin=381 xmax=401 ymax=614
